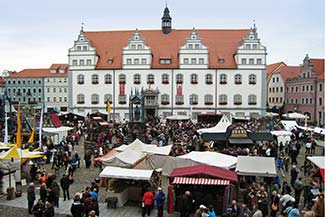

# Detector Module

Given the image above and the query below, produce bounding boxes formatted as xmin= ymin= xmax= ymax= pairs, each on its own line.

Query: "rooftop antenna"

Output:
xmin=81 ymin=22 xmax=85 ymax=33
xmin=165 ymin=0 xmax=168 ymax=7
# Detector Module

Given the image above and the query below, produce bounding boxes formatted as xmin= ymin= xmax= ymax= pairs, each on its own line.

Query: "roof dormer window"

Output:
xmin=59 ymin=69 xmax=65 ymax=73
xmin=160 ymin=58 xmax=171 ymax=64
xmin=107 ymin=59 xmax=113 ymax=64
xmin=50 ymin=69 xmax=56 ymax=74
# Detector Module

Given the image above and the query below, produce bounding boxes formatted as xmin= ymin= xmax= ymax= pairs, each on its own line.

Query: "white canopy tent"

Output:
xmin=236 ymin=156 xmax=277 ymax=177
xmin=177 ymin=151 xmax=237 ymax=169
xmin=307 ymin=156 xmax=325 ymax=169
xmin=197 ymin=115 xmax=231 ymax=134
xmin=265 ymin=112 xmax=279 ymax=117
xmin=315 ymin=140 xmax=325 ymax=148
xmin=282 ymin=112 xmax=308 ymax=119
xmin=314 ymin=127 xmax=325 ymax=135
xmin=271 ymin=131 xmax=292 ymax=145
xmin=102 ymin=150 xmax=147 ymax=168
xmin=280 ymin=120 xmax=298 ymax=131
xmin=115 ymin=139 xmax=172 ymax=156
xmin=42 ymin=126 xmax=74 ymax=144
xmin=166 ymin=115 xmax=190 ymax=121
xmin=99 ymin=166 xmax=154 ymax=180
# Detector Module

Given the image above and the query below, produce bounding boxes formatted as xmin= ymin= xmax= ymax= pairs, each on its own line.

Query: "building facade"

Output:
xmin=267 ymin=63 xmax=300 ymax=110
xmin=68 ymin=7 xmax=267 ymax=121
xmin=5 ymin=64 xmax=68 ymax=112
xmin=285 ymin=55 xmax=324 ymax=126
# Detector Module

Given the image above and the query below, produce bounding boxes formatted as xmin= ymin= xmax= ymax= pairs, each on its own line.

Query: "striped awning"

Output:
xmin=172 ymin=177 xmax=230 ymax=185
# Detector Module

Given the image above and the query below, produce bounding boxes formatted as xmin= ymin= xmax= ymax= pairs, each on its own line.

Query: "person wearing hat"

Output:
xmin=155 ymin=187 xmax=165 ymax=217
xmin=194 ymin=204 xmax=206 ymax=217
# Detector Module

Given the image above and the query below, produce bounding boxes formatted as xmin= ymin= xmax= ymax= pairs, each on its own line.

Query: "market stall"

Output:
xmin=168 ymin=164 xmax=238 ymax=215
xmin=99 ymin=166 xmax=159 ymax=207
xmin=307 ymin=156 xmax=325 ymax=182
xmin=42 ymin=126 xmax=74 ymax=144
xmin=271 ymin=130 xmax=293 ymax=145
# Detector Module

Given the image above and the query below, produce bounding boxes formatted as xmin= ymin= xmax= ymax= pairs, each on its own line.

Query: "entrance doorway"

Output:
xmin=145 ymin=108 xmax=155 ymax=118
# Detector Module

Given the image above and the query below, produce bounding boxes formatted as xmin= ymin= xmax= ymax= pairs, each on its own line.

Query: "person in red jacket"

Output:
xmin=142 ymin=187 xmax=154 ymax=217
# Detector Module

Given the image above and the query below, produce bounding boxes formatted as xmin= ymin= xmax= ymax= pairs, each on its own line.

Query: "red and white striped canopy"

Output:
xmin=172 ymin=177 xmax=230 ymax=185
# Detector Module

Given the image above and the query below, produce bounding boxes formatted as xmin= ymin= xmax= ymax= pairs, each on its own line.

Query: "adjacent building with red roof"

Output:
xmin=68 ymin=6 xmax=267 ymax=120
xmin=5 ymin=64 xmax=68 ymax=113
xmin=284 ymin=55 xmax=324 ymax=126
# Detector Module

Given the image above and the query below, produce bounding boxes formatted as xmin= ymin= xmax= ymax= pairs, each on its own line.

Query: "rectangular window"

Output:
xmin=76 ymin=46 xmax=81 ymax=51
xmin=188 ymin=44 xmax=193 ymax=49
xmin=195 ymin=44 xmax=200 ymax=49
xmin=160 ymin=59 xmax=171 ymax=64
xmin=131 ymin=45 xmax=136 ymax=50
xmin=249 ymin=58 xmax=254 ymax=64
xmin=175 ymin=95 xmax=184 ymax=105
xmin=191 ymin=58 xmax=196 ymax=64
xmin=320 ymin=83 xmax=323 ymax=92
xmin=184 ymin=58 xmax=189 ymax=64
xmin=280 ymin=87 xmax=283 ymax=92
xmin=134 ymin=59 xmax=139 ymax=64
xmin=252 ymin=44 xmax=257 ymax=49
xmin=80 ymin=60 xmax=85 ymax=66
xmin=59 ymin=97 xmax=62 ymax=102
xmin=53 ymin=97 xmax=56 ymax=102
xmin=141 ymin=58 xmax=147 ymax=64
xmin=257 ymin=58 xmax=262 ymax=64
xmin=126 ymin=59 xmax=132 ymax=64
xmin=199 ymin=58 xmax=204 ymax=64
xmin=241 ymin=59 xmax=247 ymax=64
xmin=320 ymin=97 xmax=323 ymax=106
xmin=245 ymin=44 xmax=251 ymax=49
xmin=86 ymin=59 xmax=91 ymax=65
xmin=47 ymin=97 xmax=50 ymax=102
xmin=64 ymin=97 xmax=67 ymax=102
xmin=72 ymin=60 xmax=78 ymax=65
xmin=83 ymin=46 xmax=87 ymax=51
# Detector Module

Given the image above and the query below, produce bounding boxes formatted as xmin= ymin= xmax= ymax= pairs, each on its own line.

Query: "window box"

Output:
xmin=91 ymin=101 xmax=98 ymax=104
xmin=134 ymin=81 xmax=141 ymax=85
xmin=176 ymin=101 xmax=184 ymax=105
xmin=92 ymin=81 xmax=99 ymax=85
xmin=119 ymin=81 xmax=126 ymax=84
xmin=191 ymin=81 xmax=198 ymax=85
xmin=77 ymin=101 xmax=85 ymax=104
xmin=219 ymin=81 xmax=227 ymax=85
xmin=206 ymin=81 xmax=213 ymax=85
xmin=235 ymin=81 xmax=242 ymax=85
xmin=191 ymin=102 xmax=198 ymax=105
xmin=218 ymin=102 xmax=227 ymax=105
xmin=105 ymin=81 xmax=112 ymax=84
xmin=249 ymin=81 xmax=256 ymax=85
xmin=248 ymin=102 xmax=257 ymax=105
xmin=234 ymin=102 xmax=242 ymax=105
xmin=161 ymin=101 xmax=170 ymax=105
xmin=77 ymin=81 xmax=84 ymax=85
xmin=176 ymin=80 xmax=183 ymax=84
xmin=162 ymin=81 xmax=169 ymax=84
xmin=147 ymin=81 xmax=154 ymax=84
xmin=205 ymin=102 xmax=213 ymax=105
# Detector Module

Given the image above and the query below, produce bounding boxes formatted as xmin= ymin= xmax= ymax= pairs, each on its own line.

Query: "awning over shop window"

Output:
xmin=49 ymin=113 xmax=63 ymax=127
xmin=172 ymin=177 xmax=230 ymax=185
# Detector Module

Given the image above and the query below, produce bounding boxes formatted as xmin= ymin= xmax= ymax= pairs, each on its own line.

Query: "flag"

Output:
xmin=106 ymin=99 xmax=111 ymax=113
xmin=4 ymin=103 xmax=8 ymax=144
xmin=16 ymin=102 xmax=22 ymax=148
xmin=38 ymin=105 xmax=43 ymax=147
xmin=28 ymin=129 xmax=35 ymax=144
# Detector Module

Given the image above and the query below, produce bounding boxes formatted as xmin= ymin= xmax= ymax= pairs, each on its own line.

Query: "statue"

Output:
xmin=134 ymin=105 xmax=140 ymax=121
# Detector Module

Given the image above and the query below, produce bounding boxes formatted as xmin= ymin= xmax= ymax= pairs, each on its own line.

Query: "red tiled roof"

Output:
xmin=311 ymin=59 xmax=325 ymax=79
xmin=84 ymin=29 xmax=250 ymax=69
xmin=7 ymin=64 xmax=68 ymax=78
xmin=277 ymin=65 xmax=301 ymax=82
xmin=267 ymin=62 xmax=286 ymax=75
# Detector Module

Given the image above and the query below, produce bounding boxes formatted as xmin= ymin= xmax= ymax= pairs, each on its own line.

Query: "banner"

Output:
xmin=38 ymin=105 xmax=43 ymax=147
xmin=106 ymin=99 xmax=111 ymax=113
xmin=16 ymin=103 xmax=22 ymax=148
xmin=120 ymin=84 xmax=125 ymax=96
xmin=176 ymin=84 xmax=182 ymax=95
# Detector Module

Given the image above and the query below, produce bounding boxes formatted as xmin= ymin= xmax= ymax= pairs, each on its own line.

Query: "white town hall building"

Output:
xmin=68 ymin=7 xmax=267 ymax=121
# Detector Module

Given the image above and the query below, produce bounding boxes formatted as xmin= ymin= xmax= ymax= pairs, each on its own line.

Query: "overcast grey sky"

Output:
xmin=1 ymin=0 xmax=324 ymax=72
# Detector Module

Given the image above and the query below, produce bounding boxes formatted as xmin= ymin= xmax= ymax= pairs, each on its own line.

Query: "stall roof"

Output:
xmin=169 ymin=164 xmax=238 ymax=182
xmin=166 ymin=115 xmax=190 ymax=121
xmin=248 ymin=132 xmax=274 ymax=141
xmin=307 ymin=156 xmax=325 ymax=169
xmin=178 ymin=151 xmax=237 ymax=169
xmin=115 ymin=139 xmax=172 ymax=156
xmin=42 ymin=126 xmax=74 ymax=135
xmin=270 ymin=131 xmax=293 ymax=136
xmin=102 ymin=149 xmax=147 ymax=168
xmin=314 ymin=127 xmax=325 ymax=135
xmin=172 ymin=177 xmax=230 ymax=185
xmin=201 ymin=133 xmax=227 ymax=141
xmin=197 ymin=115 xmax=231 ymax=134
xmin=228 ymin=138 xmax=254 ymax=145
xmin=280 ymin=120 xmax=298 ymax=131
xmin=99 ymin=166 xmax=154 ymax=180
xmin=236 ymin=156 xmax=277 ymax=177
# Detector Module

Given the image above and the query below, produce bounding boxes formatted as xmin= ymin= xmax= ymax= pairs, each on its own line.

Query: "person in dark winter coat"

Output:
xmin=70 ymin=195 xmax=84 ymax=217
xmin=52 ymin=181 xmax=60 ymax=208
xmin=40 ymin=183 xmax=48 ymax=203
xmin=32 ymin=199 xmax=45 ymax=217
xmin=47 ymin=187 xmax=56 ymax=205
xmin=60 ymin=174 xmax=70 ymax=200
xmin=27 ymin=183 xmax=36 ymax=214
xmin=155 ymin=187 xmax=166 ymax=217
xmin=44 ymin=202 xmax=55 ymax=217
xmin=180 ymin=191 xmax=194 ymax=217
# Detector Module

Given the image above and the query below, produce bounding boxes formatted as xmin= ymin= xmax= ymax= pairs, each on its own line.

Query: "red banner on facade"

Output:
xmin=176 ymin=84 xmax=182 ymax=95
xmin=120 ymin=84 xmax=125 ymax=95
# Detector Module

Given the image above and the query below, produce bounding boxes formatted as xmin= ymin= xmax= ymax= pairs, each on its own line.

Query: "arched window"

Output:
xmin=77 ymin=94 xmax=85 ymax=104
xmin=191 ymin=74 xmax=198 ymax=84
xmin=161 ymin=94 xmax=170 ymax=105
xmin=119 ymin=74 xmax=126 ymax=84
xmin=220 ymin=74 xmax=227 ymax=84
xmin=234 ymin=94 xmax=242 ymax=105
xmin=234 ymin=74 xmax=242 ymax=84
xmin=249 ymin=74 xmax=256 ymax=84
xmin=77 ymin=74 xmax=84 ymax=84
xmin=162 ymin=74 xmax=169 ymax=84
xmin=248 ymin=94 xmax=257 ymax=105
xmin=206 ymin=74 xmax=213 ymax=84
xmin=219 ymin=94 xmax=227 ymax=105
xmin=147 ymin=74 xmax=155 ymax=84
xmin=104 ymin=94 xmax=112 ymax=103
xmin=190 ymin=94 xmax=198 ymax=105
xmin=205 ymin=94 xmax=213 ymax=105
xmin=91 ymin=94 xmax=99 ymax=104
xmin=176 ymin=73 xmax=183 ymax=84
xmin=134 ymin=74 xmax=141 ymax=84
xmin=92 ymin=74 xmax=99 ymax=84
xmin=105 ymin=74 xmax=112 ymax=84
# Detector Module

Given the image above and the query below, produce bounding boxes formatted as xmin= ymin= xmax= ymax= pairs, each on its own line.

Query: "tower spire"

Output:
xmin=161 ymin=4 xmax=172 ymax=34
